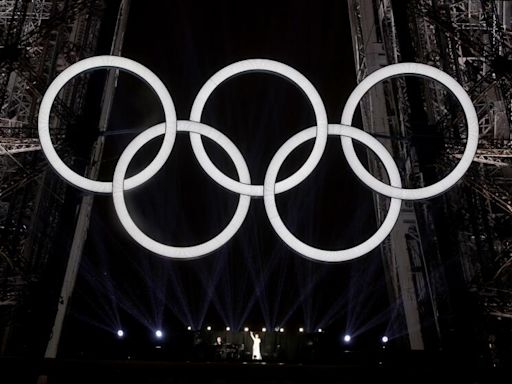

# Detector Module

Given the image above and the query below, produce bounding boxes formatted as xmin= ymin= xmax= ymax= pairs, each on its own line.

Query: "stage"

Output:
xmin=0 ymin=351 xmax=504 ymax=384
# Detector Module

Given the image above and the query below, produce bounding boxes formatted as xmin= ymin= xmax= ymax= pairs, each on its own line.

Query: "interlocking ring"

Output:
xmin=341 ymin=63 xmax=479 ymax=200
xmin=189 ymin=59 xmax=328 ymax=197
xmin=38 ymin=56 xmax=479 ymax=261
xmin=38 ymin=56 xmax=177 ymax=193
xmin=263 ymin=124 xmax=402 ymax=262
xmin=112 ymin=121 xmax=251 ymax=259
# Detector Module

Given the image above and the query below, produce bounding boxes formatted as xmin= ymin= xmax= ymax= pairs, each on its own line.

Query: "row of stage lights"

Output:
xmin=115 ymin=327 xmax=321 ymax=337
xmin=342 ymin=335 xmax=389 ymax=344
xmin=187 ymin=326 xmax=322 ymax=333
xmin=115 ymin=326 xmax=321 ymax=339
xmin=115 ymin=328 xmax=390 ymax=344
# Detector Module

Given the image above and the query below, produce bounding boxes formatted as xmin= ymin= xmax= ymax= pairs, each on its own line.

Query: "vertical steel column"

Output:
xmin=42 ymin=0 xmax=131 ymax=359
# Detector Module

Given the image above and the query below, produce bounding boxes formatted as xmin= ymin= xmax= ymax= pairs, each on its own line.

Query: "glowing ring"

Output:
xmin=38 ymin=55 xmax=177 ymax=193
xmin=341 ymin=62 xmax=478 ymax=200
xmin=112 ymin=120 xmax=251 ymax=259
xmin=263 ymin=124 xmax=402 ymax=262
xmin=189 ymin=59 xmax=328 ymax=197
xmin=38 ymin=56 xmax=481 ymax=261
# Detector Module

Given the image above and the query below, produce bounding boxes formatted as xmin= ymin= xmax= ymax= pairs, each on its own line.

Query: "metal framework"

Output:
xmin=348 ymin=0 xmax=512 ymax=356
xmin=0 ymin=0 xmax=104 ymax=353
xmin=407 ymin=0 xmax=512 ymax=319
xmin=348 ymin=0 xmax=435 ymax=350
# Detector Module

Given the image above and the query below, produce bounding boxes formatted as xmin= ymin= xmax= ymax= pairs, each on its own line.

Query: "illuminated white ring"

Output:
xmin=341 ymin=62 xmax=478 ymax=200
xmin=112 ymin=120 xmax=251 ymax=259
xmin=189 ymin=59 xmax=328 ymax=197
xmin=263 ymin=124 xmax=402 ymax=262
xmin=38 ymin=55 xmax=177 ymax=193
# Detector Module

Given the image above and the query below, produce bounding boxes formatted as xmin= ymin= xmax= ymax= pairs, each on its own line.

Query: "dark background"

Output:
xmin=58 ymin=0 xmax=400 ymax=358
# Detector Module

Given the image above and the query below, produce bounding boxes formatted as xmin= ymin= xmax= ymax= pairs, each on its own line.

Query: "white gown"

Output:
xmin=251 ymin=336 xmax=262 ymax=360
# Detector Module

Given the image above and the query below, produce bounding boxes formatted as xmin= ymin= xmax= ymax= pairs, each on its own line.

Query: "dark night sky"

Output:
xmin=62 ymin=0 xmax=397 ymax=355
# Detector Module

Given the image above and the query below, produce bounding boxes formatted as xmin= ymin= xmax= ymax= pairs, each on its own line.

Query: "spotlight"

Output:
xmin=226 ymin=326 xmax=231 ymax=331
xmin=381 ymin=336 xmax=389 ymax=343
xmin=206 ymin=326 xmax=212 ymax=331
xmin=116 ymin=329 xmax=124 ymax=338
xmin=262 ymin=327 xmax=267 ymax=332
xmin=317 ymin=328 xmax=323 ymax=333
xmin=274 ymin=327 xmax=280 ymax=332
xmin=244 ymin=327 xmax=249 ymax=332
xmin=299 ymin=327 xmax=304 ymax=333
xmin=155 ymin=330 xmax=163 ymax=338
xmin=187 ymin=326 xmax=192 ymax=331
xmin=343 ymin=334 xmax=351 ymax=343
xmin=279 ymin=328 xmax=284 ymax=333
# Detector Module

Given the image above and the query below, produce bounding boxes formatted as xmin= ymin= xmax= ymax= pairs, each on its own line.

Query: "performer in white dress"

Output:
xmin=250 ymin=331 xmax=262 ymax=360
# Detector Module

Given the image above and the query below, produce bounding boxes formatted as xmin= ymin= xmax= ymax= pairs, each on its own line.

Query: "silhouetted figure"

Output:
xmin=250 ymin=331 xmax=262 ymax=360
xmin=214 ymin=336 xmax=226 ymax=360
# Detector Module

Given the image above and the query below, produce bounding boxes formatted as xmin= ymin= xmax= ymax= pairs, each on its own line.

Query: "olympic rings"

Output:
xmin=38 ymin=56 xmax=479 ymax=261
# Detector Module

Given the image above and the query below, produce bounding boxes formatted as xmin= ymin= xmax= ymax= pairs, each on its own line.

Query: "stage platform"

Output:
xmin=0 ymin=351 xmax=505 ymax=384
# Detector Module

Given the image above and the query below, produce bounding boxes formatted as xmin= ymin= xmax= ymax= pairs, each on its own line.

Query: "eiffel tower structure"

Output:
xmin=348 ymin=0 xmax=512 ymax=365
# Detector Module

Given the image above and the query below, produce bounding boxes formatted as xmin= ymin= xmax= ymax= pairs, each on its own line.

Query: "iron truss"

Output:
xmin=407 ymin=0 xmax=512 ymax=317
xmin=0 ymin=0 xmax=104 ymax=328
xmin=351 ymin=0 xmax=512 ymax=324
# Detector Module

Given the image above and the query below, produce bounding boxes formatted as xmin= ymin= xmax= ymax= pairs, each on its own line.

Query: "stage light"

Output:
xmin=381 ymin=336 xmax=389 ymax=343
xmin=343 ymin=334 xmax=351 ymax=343
xmin=279 ymin=328 xmax=284 ymax=333
xmin=317 ymin=328 xmax=323 ymax=333
xmin=116 ymin=329 xmax=124 ymax=338
xmin=275 ymin=327 xmax=280 ymax=332
xmin=244 ymin=327 xmax=249 ymax=332
xmin=226 ymin=326 xmax=231 ymax=331
xmin=262 ymin=327 xmax=267 ymax=332
xmin=155 ymin=330 xmax=163 ymax=338
xmin=299 ymin=327 xmax=304 ymax=333
xmin=207 ymin=326 xmax=212 ymax=331
xmin=187 ymin=326 xmax=192 ymax=331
